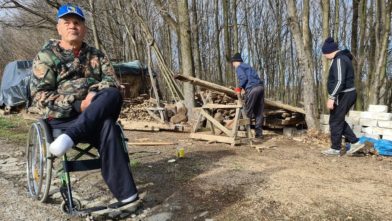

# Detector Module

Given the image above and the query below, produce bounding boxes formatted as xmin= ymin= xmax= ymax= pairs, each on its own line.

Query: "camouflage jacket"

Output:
xmin=30 ymin=39 xmax=119 ymax=118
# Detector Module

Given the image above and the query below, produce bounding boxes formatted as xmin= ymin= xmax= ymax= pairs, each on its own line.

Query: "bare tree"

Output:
xmin=321 ymin=0 xmax=330 ymax=113
xmin=287 ymin=0 xmax=319 ymax=130
xmin=177 ymin=0 xmax=195 ymax=118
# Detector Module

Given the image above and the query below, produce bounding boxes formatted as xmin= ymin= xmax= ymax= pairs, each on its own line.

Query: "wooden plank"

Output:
xmin=237 ymin=118 xmax=250 ymax=126
xmin=190 ymin=133 xmax=240 ymax=145
xmin=127 ymin=142 xmax=176 ymax=146
xmin=230 ymin=108 xmax=241 ymax=137
xmin=146 ymin=108 xmax=165 ymax=123
xmin=237 ymin=130 xmax=255 ymax=138
xmin=200 ymin=109 xmax=232 ymax=136
xmin=202 ymin=104 xmax=242 ymax=109
xmin=120 ymin=120 xmax=170 ymax=131
xmin=192 ymin=111 xmax=203 ymax=133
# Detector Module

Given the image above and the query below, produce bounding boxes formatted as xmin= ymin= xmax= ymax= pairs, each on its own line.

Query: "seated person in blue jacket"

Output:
xmin=231 ymin=53 xmax=264 ymax=142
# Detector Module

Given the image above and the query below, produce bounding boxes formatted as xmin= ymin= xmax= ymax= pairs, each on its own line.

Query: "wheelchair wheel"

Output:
xmin=61 ymin=198 xmax=82 ymax=214
xmin=26 ymin=121 xmax=53 ymax=202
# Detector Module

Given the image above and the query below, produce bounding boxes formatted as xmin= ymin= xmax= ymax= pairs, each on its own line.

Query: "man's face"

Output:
xmin=323 ymin=52 xmax=335 ymax=60
xmin=232 ymin=61 xmax=240 ymax=68
xmin=57 ymin=15 xmax=86 ymax=45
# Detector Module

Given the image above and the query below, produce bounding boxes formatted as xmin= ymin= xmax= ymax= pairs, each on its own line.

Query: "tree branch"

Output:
xmin=10 ymin=0 xmax=57 ymax=25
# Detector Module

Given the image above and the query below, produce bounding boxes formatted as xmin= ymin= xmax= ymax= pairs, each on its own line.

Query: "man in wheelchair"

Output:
xmin=29 ymin=4 xmax=138 ymax=208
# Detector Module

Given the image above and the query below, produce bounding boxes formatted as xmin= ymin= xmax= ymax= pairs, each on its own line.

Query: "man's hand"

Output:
xmin=327 ymin=98 xmax=335 ymax=110
xmin=234 ymin=87 xmax=245 ymax=96
xmin=81 ymin=92 xmax=96 ymax=112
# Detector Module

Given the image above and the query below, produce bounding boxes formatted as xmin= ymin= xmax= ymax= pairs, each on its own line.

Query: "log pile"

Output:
xmin=121 ymin=96 xmax=155 ymax=121
xmin=120 ymin=95 xmax=189 ymax=125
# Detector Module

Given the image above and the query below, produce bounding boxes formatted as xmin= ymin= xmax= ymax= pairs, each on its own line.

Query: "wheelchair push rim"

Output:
xmin=26 ymin=122 xmax=53 ymax=202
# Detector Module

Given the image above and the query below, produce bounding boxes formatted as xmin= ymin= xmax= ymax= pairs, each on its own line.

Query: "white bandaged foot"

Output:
xmin=121 ymin=193 xmax=138 ymax=203
xmin=49 ymin=134 xmax=74 ymax=156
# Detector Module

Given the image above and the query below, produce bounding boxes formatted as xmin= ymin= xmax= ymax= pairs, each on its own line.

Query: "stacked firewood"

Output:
xmin=263 ymin=108 xmax=306 ymax=129
xmin=195 ymin=90 xmax=236 ymax=106
xmin=121 ymin=96 xmax=155 ymax=121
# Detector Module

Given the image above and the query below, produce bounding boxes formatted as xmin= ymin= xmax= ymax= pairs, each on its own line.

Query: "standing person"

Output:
xmin=321 ymin=37 xmax=364 ymax=156
xmin=231 ymin=53 xmax=264 ymax=142
xmin=29 ymin=4 xmax=138 ymax=206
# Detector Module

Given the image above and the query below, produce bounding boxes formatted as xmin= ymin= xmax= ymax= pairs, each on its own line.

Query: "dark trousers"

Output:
xmin=329 ymin=90 xmax=359 ymax=150
xmin=245 ymin=85 xmax=264 ymax=137
xmin=48 ymin=87 xmax=137 ymax=201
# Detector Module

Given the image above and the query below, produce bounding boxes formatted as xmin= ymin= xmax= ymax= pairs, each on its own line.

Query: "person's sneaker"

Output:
xmin=321 ymin=148 xmax=340 ymax=156
xmin=346 ymin=141 xmax=365 ymax=155
xmin=339 ymin=143 xmax=350 ymax=156
xmin=108 ymin=193 xmax=139 ymax=209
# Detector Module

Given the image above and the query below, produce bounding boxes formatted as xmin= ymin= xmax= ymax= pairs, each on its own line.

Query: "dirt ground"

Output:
xmin=0 ymin=130 xmax=391 ymax=221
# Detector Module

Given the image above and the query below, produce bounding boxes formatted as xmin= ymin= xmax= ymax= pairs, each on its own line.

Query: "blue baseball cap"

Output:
xmin=57 ymin=4 xmax=85 ymax=21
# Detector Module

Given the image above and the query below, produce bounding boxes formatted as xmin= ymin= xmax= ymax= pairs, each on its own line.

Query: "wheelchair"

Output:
xmin=26 ymin=118 xmax=130 ymax=215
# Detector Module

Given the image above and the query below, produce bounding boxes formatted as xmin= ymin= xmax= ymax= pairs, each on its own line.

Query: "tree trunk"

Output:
xmin=89 ymin=0 xmax=100 ymax=50
xmin=222 ymin=0 xmax=232 ymax=85
xmin=232 ymin=0 xmax=239 ymax=54
xmin=191 ymin=0 xmax=202 ymax=81
xmin=214 ymin=0 xmax=223 ymax=84
xmin=333 ymin=0 xmax=339 ymax=41
xmin=287 ymin=0 xmax=319 ymax=130
xmin=355 ymin=0 xmax=367 ymax=110
xmin=321 ymin=0 xmax=330 ymax=113
xmin=351 ymin=0 xmax=358 ymax=109
xmin=177 ymin=0 xmax=195 ymax=118
xmin=369 ymin=0 xmax=391 ymax=104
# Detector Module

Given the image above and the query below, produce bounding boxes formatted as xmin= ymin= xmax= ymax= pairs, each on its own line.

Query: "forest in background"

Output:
xmin=0 ymin=0 xmax=391 ymax=129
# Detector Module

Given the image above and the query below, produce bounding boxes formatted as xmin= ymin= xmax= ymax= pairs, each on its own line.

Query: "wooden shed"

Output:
xmin=113 ymin=60 xmax=153 ymax=99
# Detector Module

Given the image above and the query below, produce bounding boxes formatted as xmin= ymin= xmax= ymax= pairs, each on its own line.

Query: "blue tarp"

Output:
xmin=359 ymin=136 xmax=392 ymax=156
xmin=0 ymin=60 xmax=32 ymax=107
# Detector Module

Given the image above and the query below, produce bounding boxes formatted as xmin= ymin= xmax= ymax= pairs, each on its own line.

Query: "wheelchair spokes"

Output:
xmin=26 ymin=122 xmax=53 ymax=202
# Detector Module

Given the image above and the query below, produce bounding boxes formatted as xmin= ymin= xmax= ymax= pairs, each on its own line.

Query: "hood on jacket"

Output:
xmin=336 ymin=49 xmax=353 ymax=60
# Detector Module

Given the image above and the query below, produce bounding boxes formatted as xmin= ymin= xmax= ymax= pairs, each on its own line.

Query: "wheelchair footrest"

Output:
xmin=63 ymin=159 xmax=101 ymax=172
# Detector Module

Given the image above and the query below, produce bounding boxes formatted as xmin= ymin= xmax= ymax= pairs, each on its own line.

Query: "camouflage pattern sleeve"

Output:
xmin=88 ymin=52 xmax=120 ymax=91
xmin=30 ymin=50 xmax=76 ymax=118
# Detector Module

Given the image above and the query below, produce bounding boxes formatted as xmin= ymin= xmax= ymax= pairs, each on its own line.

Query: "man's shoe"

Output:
xmin=347 ymin=142 xmax=365 ymax=155
xmin=108 ymin=194 xmax=139 ymax=209
xmin=321 ymin=148 xmax=340 ymax=156
xmin=252 ymin=137 xmax=263 ymax=144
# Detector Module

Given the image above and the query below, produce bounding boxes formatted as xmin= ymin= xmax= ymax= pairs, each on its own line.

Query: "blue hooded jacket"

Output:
xmin=236 ymin=63 xmax=263 ymax=91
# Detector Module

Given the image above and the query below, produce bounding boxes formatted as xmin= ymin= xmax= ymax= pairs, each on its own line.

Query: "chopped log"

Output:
xmin=175 ymin=74 xmax=305 ymax=114
xmin=170 ymin=113 xmax=188 ymax=124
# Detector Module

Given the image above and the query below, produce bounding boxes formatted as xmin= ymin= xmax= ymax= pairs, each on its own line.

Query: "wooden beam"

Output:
xmin=146 ymin=108 xmax=165 ymax=123
xmin=264 ymin=100 xmax=305 ymax=114
xmin=237 ymin=118 xmax=250 ymax=126
xmin=202 ymin=104 xmax=242 ymax=109
xmin=190 ymin=133 xmax=240 ymax=145
xmin=119 ymin=119 xmax=187 ymax=132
